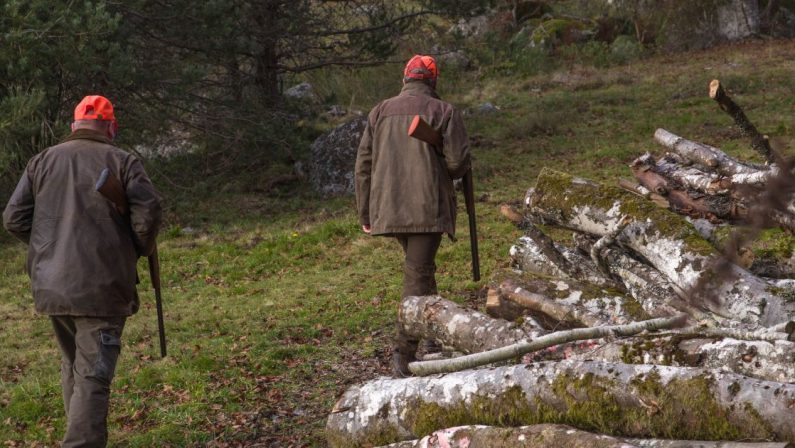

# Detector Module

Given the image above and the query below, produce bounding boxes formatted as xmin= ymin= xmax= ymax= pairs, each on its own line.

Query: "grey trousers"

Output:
xmin=394 ymin=233 xmax=442 ymax=355
xmin=51 ymin=315 xmax=126 ymax=448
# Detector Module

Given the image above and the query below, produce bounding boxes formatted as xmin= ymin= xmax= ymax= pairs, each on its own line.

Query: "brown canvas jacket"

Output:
xmin=2 ymin=129 xmax=162 ymax=316
xmin=355 ymin=81 xmax=470 ymax=236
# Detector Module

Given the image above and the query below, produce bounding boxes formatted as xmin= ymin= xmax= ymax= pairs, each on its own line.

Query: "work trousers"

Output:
xmin=394 ymin=233 xmax=442 ymax=355
xmin=51 ymin=315 xmax=126 ymax=448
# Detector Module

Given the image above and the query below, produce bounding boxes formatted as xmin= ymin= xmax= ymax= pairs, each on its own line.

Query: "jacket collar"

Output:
xmin=400 ymin=81 xmax=440 ymax=99
xmin=62 ymin=128 xmax=113 ymax=145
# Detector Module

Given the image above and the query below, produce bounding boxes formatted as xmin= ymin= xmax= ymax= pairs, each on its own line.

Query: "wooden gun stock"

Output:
xmin=408 ymin=115 xmax=480 ymax=281
xmin=95 ymin=168 xmax=167 ymax=358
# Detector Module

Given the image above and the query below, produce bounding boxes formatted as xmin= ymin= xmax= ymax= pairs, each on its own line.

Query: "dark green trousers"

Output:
xmin=394 ymin=233 xmax=442 ymax=355
xmin=51 ymin=316 xmax=126 ymax=448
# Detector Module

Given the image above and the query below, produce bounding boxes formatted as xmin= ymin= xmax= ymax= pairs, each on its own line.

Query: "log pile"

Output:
xmin=326 ymin=80 xmax=795 ymax=447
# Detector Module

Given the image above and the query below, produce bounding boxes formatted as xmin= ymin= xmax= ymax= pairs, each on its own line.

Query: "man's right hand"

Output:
xmin=362 ymin=225 xmax=371 ymax=234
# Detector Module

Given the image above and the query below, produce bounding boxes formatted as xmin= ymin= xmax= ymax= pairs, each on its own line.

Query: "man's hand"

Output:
xmin=362 ymin=224 xmax=371 ymax=234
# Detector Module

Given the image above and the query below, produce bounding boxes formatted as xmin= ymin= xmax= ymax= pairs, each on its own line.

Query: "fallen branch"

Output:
xmin=710 ymin=79 xmax=776 ymax=164
xmin=654 ymin=128 xmax=761 ymax=176
xmin=408 ymin=315 xmax=686 ymax=376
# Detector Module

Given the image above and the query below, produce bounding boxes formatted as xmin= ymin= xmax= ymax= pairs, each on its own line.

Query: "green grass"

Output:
xmin=3 ymin=39 xmax=795 ymax=446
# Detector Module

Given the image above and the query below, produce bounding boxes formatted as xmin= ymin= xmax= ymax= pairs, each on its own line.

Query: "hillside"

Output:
xmin=2 ymin=39 xmax=795 ymax=446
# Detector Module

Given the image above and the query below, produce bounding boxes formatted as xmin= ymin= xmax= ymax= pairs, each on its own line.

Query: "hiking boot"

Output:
xmin=391 ymin=349 xmax=417 ymax=378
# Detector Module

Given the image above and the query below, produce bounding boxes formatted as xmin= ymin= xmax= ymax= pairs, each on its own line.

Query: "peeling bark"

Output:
xmin=398 ymin=295 xmax=543 ymax=355
xmin=380 ymin=426 xmax=795 ymax=448
xmin=526 ymin=168 xmax=795 ymax=328
xmin=326 ymin=360 xmax=795 ymax=447
xmin=510 ymin=235 xmax=612 ymax=286
xmin=583 ymin=336 xmax=795 ymax=384
xmin=408 ymin=315 xmax=685 ymax=376
xmin=376 ymin=424 xmax=651 ymax=448
xmin=654 ymin=128 xmax=763 ymax=176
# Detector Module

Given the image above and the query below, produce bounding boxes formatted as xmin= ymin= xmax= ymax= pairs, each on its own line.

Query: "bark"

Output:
xmin=630 ymin=160 xmax=739 ymax=221
xmin=709 ymin=79 xmax=776 ymax=163
xmin=627 ymin=440 xmax=792 ymax=448
xmin=380 ymin=428 xmax=795 ymax=448
xmin=654 ymin=129 xmax=762 ymax=176
xmin=408 ymin=315 xmax=685 ymax=376
xmin=645 ymin=153 xmax=733 ymax=195
xmin=526 ymin=168 xmax=795 ymax=329
xmin=582 ymin=336 xmax=795 ymax=384
xmin=619 ymin=178 xmax=652 ymax=197
xmin=510 ymin=235 xmax=612 ymax=286
xmin=499 ymin=278 xmax=614 ymax=328
xmin=326 ymin=360 xmax=795 ymax=447
xmin=376 ymin=424 xmax=650 ymax=448
xmin=398 ymin=295 xmax=543 ymax=355
xmin=590 ymin=216 xmax=630 ymax=276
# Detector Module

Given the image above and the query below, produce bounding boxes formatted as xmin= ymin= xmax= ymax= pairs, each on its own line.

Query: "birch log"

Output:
xmin=398 ymin=295 xmax=543 ymax=354
xmin=376 ymin=424 xmax=649 ymax=448
xmin=326 ymin=360 xmax=795 ymax=447
xmin=525 ymin=168 xmax=795 ymax=328
xmin=379 ymin=426 xmax=795 ymax=448
xmin=654 ymin=129 xmax=763 ymax=176
xmin=580 ymin=336 xmax=795 ymax=383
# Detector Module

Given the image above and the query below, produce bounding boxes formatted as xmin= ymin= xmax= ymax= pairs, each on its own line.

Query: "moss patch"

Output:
xmin=400 ymin=370 xmax=774 ymax=443
xmin=532 ymin=169 xmax=716 ymax=257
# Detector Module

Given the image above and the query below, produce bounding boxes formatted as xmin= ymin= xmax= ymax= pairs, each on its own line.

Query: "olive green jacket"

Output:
xmin=355 ymin=81 xmax=471 ymax=236
xmin=2 ymin=129 xmax=162 ymax=316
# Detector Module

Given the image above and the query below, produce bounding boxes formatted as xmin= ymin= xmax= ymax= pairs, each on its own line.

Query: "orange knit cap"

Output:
xmin=403 ymin=55 xmax=438 ymax=81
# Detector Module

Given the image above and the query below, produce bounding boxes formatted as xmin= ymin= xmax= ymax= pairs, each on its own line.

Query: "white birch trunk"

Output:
xmin=398 ymin=295 xmax=543 ymax=354
xmin=326 ymin=360 xmax=795 ymax=447
xmin=525 ymin=168 xmax=795 ymax=329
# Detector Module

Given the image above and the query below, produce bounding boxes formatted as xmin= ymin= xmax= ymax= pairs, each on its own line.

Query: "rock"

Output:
xmin=284 ymin=82 xmax=317 ymax=101
xmin=326 ymin=105 xmax=347 ymax=117
xmin=718 ymin=0 xmax=760 ymax=40
xmin=448 ymin=15 xmax=490 ymax=38
xmin=476 ymin=102 xmax=500 ymax=114
xmin=308 ymin=116 xmax=367 ymax=196
xmin=437 ymin=50 xmax=471 ymax=71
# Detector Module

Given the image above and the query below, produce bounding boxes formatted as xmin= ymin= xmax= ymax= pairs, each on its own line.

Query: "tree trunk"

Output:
xmin=582 ymin=336 xmax=795 ymax=383
xmin=526 ymin=168 xmax=795 ymax=329
xmin=398 ymin=295 xmax=543 ymax=355
xmin=379 ymin=426 xmax=795 ymax=448
xmin=375 ymin=424 xmax=658 ymax=448
xmin=326 ymin=360 xmax=795 ymax=447
xmin=654 ymin=128 xmax=763 ymax=176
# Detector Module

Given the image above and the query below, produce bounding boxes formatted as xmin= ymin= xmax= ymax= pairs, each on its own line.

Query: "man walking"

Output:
xmin=355 ymin=55 xmax=471 ymax=376
xmin=3 ymin=95 xmax=162 ymax=447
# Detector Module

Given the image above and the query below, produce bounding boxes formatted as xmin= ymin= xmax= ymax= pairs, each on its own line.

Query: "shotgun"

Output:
xmin=408 ymin=115 xmax=480 ymax=281
xmin=95 ymin=168 xmax=167 ymax=358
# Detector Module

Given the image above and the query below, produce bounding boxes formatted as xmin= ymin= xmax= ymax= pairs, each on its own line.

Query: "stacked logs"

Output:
xmin=326 ymin=81 xmax=795 ymax=447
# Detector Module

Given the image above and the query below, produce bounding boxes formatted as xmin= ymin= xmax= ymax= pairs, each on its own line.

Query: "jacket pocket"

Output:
xmin=93 ymin=331 xmax=122 ymax=384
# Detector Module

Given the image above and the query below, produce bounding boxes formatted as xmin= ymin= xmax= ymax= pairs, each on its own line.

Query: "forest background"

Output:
xmin=2 ymin=0 xmax=795 ymax=446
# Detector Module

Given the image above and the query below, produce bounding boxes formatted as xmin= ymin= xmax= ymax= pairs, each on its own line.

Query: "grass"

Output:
xmin=3 ymin=39 xmax=795 ymax=446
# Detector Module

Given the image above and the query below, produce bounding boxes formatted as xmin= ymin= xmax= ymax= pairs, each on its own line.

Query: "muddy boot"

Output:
xmin=392 ymin=326 xmax=419 ymax=378
xmin=391 ymin=348 xmax=417 ymax=378
xmin=420 ymin=339 xmax=442 ymax=355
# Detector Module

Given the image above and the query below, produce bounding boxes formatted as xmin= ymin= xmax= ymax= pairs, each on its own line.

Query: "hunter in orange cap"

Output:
xmin=356 ymin=53 xmax=470 ymax=376
xmin=4 ymin=93 xmax=161 ymax=446
xmin=72 ymin=95 xmax=118 ymax=140
xmin=403 ymin=55 xmax=438 ymax=87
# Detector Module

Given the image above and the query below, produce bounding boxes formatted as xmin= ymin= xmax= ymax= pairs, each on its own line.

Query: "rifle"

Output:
xmin=95 ymin=168 xmax=167 ymax=358
xmin=408 ymin=115 xmax=480 ymax=281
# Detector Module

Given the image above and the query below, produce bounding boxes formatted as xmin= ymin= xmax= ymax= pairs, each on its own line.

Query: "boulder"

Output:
xmin=718 ymin=0 xmax=760 ymax=40
xmin=284 ymin=82 xmax=317 ymax=101
xmin=308 ymin=116 xmax=367 ymax=196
